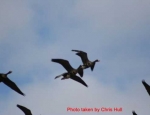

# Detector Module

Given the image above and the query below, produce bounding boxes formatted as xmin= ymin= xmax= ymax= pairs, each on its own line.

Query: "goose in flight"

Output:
xmin=55 ymin=72 xmax=88 ymax=87
xmin=142 ymin=80 xmax=150 ymax=96
xmin=0 ymin=71 xmax=25 ymax=96
xmin=17 ymin=104 xmax=32 ymax=115
xmin=72 ymin=49 xmax=100 ymax=71
xmin=51 ymin=58 xmax=83 ymax=77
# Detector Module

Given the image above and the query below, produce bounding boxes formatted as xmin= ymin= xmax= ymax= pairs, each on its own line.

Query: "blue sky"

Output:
xmin=0 ymin=0 xmax=150 ymax=115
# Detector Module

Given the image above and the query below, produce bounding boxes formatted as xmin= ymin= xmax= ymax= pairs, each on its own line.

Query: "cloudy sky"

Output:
xmin=0 ymin=0 xmax=150 ymax=115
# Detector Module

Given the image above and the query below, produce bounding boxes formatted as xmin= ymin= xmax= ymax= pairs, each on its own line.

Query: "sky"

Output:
xmin=0 ymin=0 xmax=150 ymax=115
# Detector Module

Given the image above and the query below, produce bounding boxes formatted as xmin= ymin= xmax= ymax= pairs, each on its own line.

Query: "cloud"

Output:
xmin=0 ymin=0 xmax=150 ymax=115
xmin=72 ymin=0 xmax=150 ymax=30
xmin=0 ymin=0 xmax=33 ymax=39
xmin=1 ymin=74 xmax=150 ymax=115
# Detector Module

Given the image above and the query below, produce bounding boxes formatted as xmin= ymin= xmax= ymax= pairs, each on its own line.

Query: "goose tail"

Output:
xmin=77 ymin=65 xmax=84 ymax=77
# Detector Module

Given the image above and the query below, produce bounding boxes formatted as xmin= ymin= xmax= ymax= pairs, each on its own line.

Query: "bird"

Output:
xmin=55 ymin=72 xmax=88 ymax=87
xmin=142 ymin=80 xmax=150 ymax=96
xmin=51 ymin=58 xmax=83 ymax=77
xmin=132 ymin=110 xmax=137 ymax=115
xmin=17 ymin=104 xmax=32 ymax=115
xmin=0 ymin=71 xmax=25 ymax=96
xmin=72 ymin=49 xmax=100 ymax=71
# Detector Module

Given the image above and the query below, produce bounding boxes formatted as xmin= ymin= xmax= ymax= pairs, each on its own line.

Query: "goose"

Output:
xmin=72 ymin=49 xmax=100 ymax=71
xmin=51 ymin=58 xmax=83 ymax=77
xmin=132 ymin=111 xmax=137 ymax=115
xmin=17 ymin=104 xmax=32 ymax=115
xmin=55 ymin=72 xmax=88 ymax=87
xmin=0 ymin=71 xmax=25 ymax=96
xmin=142 ymin=80 xmax=150 ymax=96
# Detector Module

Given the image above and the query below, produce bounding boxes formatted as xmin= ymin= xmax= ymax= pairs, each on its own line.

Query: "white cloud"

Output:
xmin=1 ymin=74 xmax=150 ymax=115
xmin=0 ymin=0 xmax=150 ymax=115
xmin=0 ymin=0 xmax=33 ymax=39
xmin=72 ymin=0 xmax=150 ymax=30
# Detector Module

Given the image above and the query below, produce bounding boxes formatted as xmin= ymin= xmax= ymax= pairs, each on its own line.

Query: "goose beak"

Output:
xmin=98 ymin=60 xmax=100 ymax=62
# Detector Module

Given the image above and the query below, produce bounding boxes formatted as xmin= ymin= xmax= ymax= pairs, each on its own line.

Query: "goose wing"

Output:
xmin=132 ymin=111 xmax=137 ymax=115
xmin=17 ymin=104 xmax=32 ymax=115
xmin=72 ymin=50 xmax=89 ymax=64
xmin=2 ymin=77 xmax=25 ymax=96
xmin=142 ymin=80 xmax=150 ymax=96
xmin=70 ymin=75 xmax=88 ymax=87
xmin=51 ymin=59 xmax=74 ymax=72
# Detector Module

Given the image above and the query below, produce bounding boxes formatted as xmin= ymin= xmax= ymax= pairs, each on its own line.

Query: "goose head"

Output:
xmin=6 ymin=71 xmax=12 ymax=75
xmin=132 ymin=111 xmax=137 ymax=115
xmin=142 ymin=79 xmax=145 ymax=83
xmin=95 ymin=59 xmax=100 ymax=62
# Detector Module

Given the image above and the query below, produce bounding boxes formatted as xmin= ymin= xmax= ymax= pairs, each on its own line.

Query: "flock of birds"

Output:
xmin=0 ymin=49 xmax=149 ymax=115
xmin=51 ymin=49 xmax=100 ymax=87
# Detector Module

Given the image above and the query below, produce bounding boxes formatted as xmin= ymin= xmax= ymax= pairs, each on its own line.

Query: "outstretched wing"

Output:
xmin=17 ymin=104 xmax=32 ymax=115
xmin=2 ymin=77 xmax=25 ymax=96
xmin=72 ymin=50 xmax=89 ymax=64
xmin=142 ymin=80 xmax=150 ymax=96
xmin=70 ymin=75 xmax=88 ymax=87
xmin=51 ymin=59 xmax=74 ymax=72
xmin=132 ymin=111 xmax=137 ymax=115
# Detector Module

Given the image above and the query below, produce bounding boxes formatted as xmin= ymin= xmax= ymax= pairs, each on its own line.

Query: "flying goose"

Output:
xmin=0 ymin=71 xmax=25 ymax=96
xmin=55 ymin=72 xmax=88 ymax=87
xmin=132 ymin=111 xmax=137 ymax=115
xmin=17 ymin=104 xmax=32 ymax=115
xmin=142 ymin=80 xmax=150 ymax=96
xmin=72 ymin=49 xmax=100 ymax=71
xmin=51 ymin=58 xmax=83 ymax=77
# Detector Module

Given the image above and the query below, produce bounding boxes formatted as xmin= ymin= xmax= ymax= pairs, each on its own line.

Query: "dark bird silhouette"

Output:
xmin=17 ymin=104 xmax=32 ymax=115
xmin=142 ymin=80 xmax=150 ymax=96
xmin=72 ymin=49 xmax=100 ymax=71
xmin=0 ymin=71 xmax=25 ymax=96
xmin=55 ymin=72 xmax=88 ymax=87
xmin=51 ymin=58 xmax=83 ymax=77
xmin=132 ymin=110 xmax=137 ymax=115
